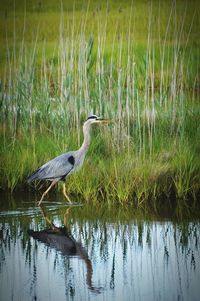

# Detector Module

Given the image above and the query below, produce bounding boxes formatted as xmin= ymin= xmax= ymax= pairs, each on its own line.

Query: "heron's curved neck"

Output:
xmin=80 ymin=123 xmax=91 ymax=154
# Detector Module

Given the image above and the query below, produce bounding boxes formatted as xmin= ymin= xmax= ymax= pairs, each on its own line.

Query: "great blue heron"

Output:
xmin=27 ymin=115 xmax=111 ymax=205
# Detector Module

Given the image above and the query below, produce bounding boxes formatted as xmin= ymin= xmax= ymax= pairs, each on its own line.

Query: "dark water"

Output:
xmin=0 ymin=193 xmax=200 ymax=301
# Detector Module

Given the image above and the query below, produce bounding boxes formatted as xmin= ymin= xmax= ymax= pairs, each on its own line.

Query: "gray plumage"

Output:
xmin=27 ymin=115 xmax=111 ymax=205
xmin=27 ymin=152 xmax=76 ymax=182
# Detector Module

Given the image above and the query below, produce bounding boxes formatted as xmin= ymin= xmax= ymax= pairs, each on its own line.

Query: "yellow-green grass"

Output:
xmin=0 ymin=0 xmax=199 ymax=77
xmin=0 ymin=0 xmax=200 ymax=206
xmin=1 ymin=112 xmax=200 ymax=205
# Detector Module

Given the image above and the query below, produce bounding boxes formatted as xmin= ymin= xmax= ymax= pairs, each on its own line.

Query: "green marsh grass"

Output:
xmin=0 ymin=0 xmax=199 ymax=206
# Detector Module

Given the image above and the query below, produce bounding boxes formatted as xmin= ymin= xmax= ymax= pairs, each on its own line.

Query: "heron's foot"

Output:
xmin=65 ymin=198 xmax=72 ymax=204
xmin=37 ymin=180 xmax=57 ymax=206
xmin=63 ymin=192 xmax=73 ymax=203
xmin=38 ymin=189 xmax=49 ymax=205
xmin=62 ymin=183 xmax=73 ymax=203
xmin=38 ymin=193 xmax=45 ymax=206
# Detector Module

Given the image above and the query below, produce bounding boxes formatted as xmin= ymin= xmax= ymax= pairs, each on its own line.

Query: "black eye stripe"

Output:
xmin=87 ymin=115 xmax=97 ymax=120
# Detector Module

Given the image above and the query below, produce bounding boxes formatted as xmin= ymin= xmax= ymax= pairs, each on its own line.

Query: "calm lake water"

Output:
xmin=0 ymin=193 xmax=200 ymax=301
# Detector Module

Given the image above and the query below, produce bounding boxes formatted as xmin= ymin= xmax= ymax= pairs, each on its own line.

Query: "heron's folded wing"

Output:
xmin=27 ymin=152 xmax=75 ymax=181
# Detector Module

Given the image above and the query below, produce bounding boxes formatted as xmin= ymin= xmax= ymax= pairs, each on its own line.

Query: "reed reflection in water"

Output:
xmin=0 ymin=200 xmax=200 ymax=301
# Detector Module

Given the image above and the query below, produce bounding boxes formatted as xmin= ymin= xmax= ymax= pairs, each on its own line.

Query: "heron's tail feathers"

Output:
xmin=27 ymin=168 xmax=41 ymax=182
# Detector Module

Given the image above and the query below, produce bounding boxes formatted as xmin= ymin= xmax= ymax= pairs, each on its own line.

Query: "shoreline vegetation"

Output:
xmin=0 ymin=1 xmax=200 ymax=207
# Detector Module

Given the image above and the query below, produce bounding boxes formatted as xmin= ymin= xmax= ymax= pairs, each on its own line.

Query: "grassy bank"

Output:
xmin=0 ymin=0 xmax=200 ymax=205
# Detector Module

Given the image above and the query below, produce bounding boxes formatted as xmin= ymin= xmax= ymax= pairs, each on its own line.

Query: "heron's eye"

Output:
xmin=87 ymin=115 xmax=97 ymax=120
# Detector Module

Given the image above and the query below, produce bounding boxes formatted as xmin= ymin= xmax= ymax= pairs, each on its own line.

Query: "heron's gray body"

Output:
xmin=27 ymin=151 xmax=76 ymax=182
xmin=27 ymin=146 xmax=88 ymax=182
xmin=28 ymin=125 xmax=90 ymax=183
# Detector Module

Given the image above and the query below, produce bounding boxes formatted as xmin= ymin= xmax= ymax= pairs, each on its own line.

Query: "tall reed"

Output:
xmin=0 ymin=1 xmax=199 ymax=204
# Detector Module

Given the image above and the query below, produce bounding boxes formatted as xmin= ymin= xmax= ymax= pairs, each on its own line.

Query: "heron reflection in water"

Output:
xmin=28 ymin=205 xmax=101 ymax=294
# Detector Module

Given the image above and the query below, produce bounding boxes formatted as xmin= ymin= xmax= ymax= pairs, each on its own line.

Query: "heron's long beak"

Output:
xmin=96 ymin=118 xmax=112 ymax=123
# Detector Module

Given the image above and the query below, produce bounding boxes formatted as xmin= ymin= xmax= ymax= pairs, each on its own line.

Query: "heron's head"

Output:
xmin=84 ymin=115 xmax=111 ymax=126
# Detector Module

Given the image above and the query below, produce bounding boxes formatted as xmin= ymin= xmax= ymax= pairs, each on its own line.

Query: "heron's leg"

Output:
xmin=64 ymin=208 xmax=70 ymax=226
xmin=62 ymin=183 xmax=72 ymax=203
xmin=38 ymin=180 xmax=57 ymax=205
xmin=39 ymin=204 xmax=56 ymax=229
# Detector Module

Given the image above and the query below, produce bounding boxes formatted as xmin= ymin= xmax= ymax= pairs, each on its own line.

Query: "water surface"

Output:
xmin=0 ymin=193 xmax=200 ymax=301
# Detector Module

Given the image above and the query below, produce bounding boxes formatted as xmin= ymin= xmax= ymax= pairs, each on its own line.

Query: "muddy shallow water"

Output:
xmin=0 ymin=193 xmax=200 ymax=301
